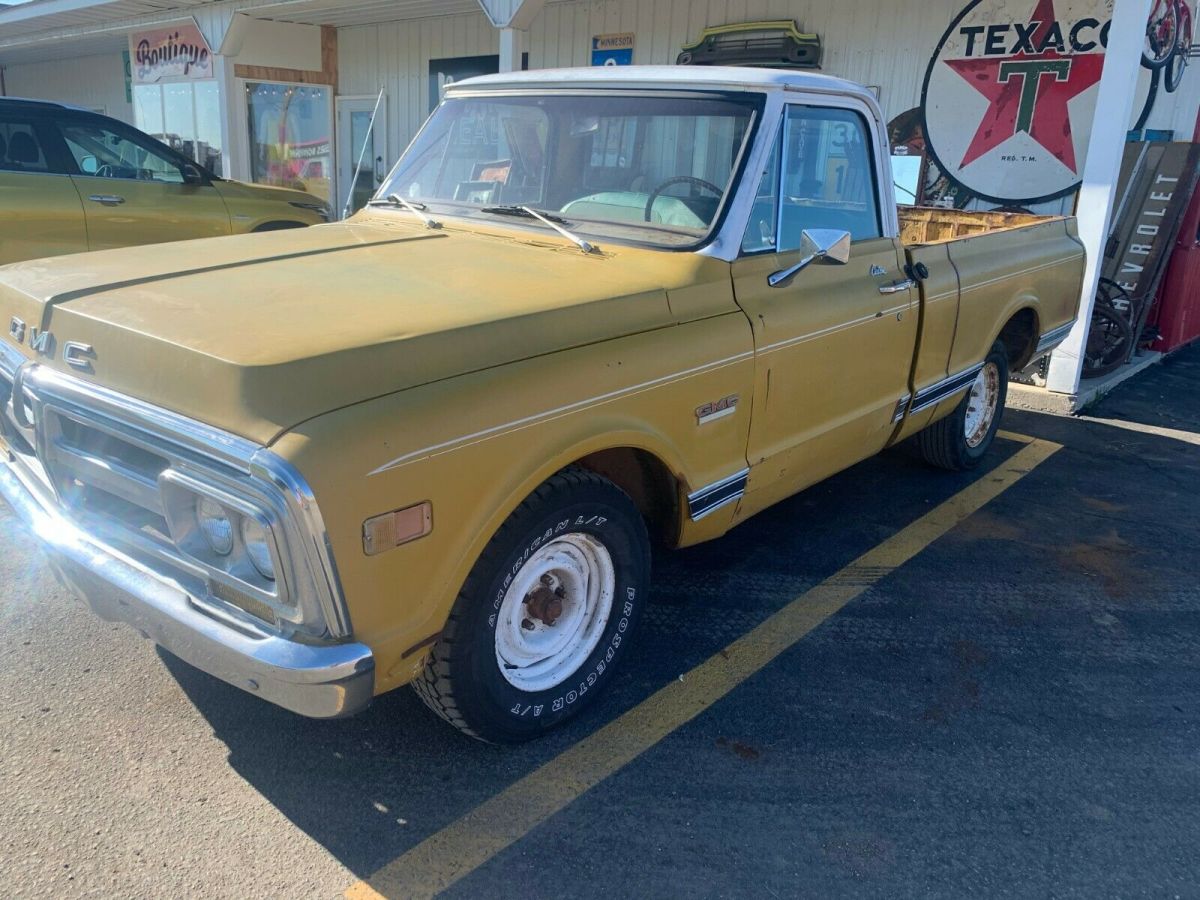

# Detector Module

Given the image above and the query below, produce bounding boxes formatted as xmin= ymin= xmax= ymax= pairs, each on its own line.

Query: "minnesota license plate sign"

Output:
xmin=922 ymin=0 xmax=1112 ymax=205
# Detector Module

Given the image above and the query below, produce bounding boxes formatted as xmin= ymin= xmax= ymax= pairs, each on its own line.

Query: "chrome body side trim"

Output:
xmin=892 ymin=394 xmax=913 ymax=424
xmin=0 ymin=459 xmax=374 ymax=719
xmin=1035 ymin=321 xmax=1076 ymax=355
xmin=687 ymin=468 xmax=750 ymax=521
xmin=909 ymin=363 xmax=985 ymax=415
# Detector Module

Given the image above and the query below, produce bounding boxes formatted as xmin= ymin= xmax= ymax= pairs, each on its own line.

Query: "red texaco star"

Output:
xmin=945 ymin=0 xmax=1105 ymax=173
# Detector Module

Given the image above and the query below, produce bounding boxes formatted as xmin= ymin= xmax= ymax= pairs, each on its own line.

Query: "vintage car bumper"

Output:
xmin=0 ymin=458 xmax=375 ymax=719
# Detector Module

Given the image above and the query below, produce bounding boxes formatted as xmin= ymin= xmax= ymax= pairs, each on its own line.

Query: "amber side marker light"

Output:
xmin=363 ymin=502 xmax=433 ymax=556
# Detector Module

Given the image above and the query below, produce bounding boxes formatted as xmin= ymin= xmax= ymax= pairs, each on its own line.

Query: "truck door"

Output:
xmin=55 ymin=115 xmax=231 ymax=251
xmin=731 ymin=103 xmax=918 ymax=511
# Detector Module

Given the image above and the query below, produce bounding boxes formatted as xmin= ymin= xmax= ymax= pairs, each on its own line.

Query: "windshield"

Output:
xmin=377 ymin=93 xmax=759 ymax=248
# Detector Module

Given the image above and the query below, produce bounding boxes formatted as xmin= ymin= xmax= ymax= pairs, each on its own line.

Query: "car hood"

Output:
xmin=212 ymin=178 xmax=323 ymax=208
xmin=0 ymin=215 xmax=733 ymax=445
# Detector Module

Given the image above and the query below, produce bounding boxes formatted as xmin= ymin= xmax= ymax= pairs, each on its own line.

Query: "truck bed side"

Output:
xmin=894 ymin=210 xmax=1086 ymax=441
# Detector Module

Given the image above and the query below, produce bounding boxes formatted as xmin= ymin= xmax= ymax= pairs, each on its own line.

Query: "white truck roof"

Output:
xmin=448 ymin=65 xmax=878 ymax=104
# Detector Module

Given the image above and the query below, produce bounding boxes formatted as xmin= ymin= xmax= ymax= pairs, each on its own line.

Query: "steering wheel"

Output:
xmin=644 ymin=176 xmax=724 ymax=222
xmin=94 ymin=164 xmax=115 ymax=179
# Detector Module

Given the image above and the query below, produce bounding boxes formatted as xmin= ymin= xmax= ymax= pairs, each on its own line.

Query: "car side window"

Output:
xmin=58 ymin=119 xmax=185 ymax=184
xmin=0 ymin=119 xmax=53 ymax=173
xmin=743 ymin=105 xmax=882 ymax=254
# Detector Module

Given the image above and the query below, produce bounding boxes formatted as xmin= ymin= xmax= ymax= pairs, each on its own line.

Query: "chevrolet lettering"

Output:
xmin=0 ymin=69 xmax=1084 ymax=742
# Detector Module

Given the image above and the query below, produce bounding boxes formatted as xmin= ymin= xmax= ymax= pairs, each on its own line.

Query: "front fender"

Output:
xmin=272 ymin=313 xmax=755 ymax=693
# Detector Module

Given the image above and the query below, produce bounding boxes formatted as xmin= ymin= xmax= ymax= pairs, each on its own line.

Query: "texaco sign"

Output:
xmin=922 ymin=0 xmax=1113 ymax=205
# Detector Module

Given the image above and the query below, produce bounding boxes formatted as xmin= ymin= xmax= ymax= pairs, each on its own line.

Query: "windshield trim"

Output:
xmin=374 ymin=88 xmax=766 ymax=255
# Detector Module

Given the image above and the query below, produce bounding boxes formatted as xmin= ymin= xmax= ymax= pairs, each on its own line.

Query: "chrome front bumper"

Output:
xmin=0 ymin=457 xmax=375 ymax=719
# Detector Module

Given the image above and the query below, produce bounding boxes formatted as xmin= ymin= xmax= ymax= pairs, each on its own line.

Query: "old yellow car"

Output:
xmin=0 ymin=68 xmax=1084 ymax=742
xmin=0 ymin=97 xmax=329 ymax=266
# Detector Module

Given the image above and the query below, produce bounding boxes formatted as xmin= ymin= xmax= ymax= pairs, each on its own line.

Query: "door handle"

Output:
xmin=878 ymin=278 xmax=916 ymax=295
xmin=87 ymin=194 xmax=125 ymax=206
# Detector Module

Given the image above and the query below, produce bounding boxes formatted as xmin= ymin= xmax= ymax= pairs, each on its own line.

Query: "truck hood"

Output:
xmin=0 ymin=216 xmax=731 ymax=445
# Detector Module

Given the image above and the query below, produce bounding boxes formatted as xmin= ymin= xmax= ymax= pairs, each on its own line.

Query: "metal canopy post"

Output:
xmin=1045 ymin=0 xmax=1155 ymax=395
xmin=499 ymin=27 xmax=522 ymax=73
xmin=478 ymin=0 xmax=545 ymax=71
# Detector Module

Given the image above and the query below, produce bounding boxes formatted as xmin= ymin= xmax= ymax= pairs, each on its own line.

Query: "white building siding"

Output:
xmin=528 ymin=0 xmax=960 ymax=115
xmin=338 ymin=12 xmax=500 ymax=157
xmin=4 ymin=52 xmax=132 ymax=123
xmin=1143 ymin=63 xmax=1199 ymax=137
xmin=339 ymin=0 xmax=1199 ymax=167
xmin=338 ymin=1 xmax=974 ymax=159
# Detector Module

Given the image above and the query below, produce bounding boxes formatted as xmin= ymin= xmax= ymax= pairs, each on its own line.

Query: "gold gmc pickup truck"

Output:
xmin=0 ymin=68 xmax=1084 ymax=742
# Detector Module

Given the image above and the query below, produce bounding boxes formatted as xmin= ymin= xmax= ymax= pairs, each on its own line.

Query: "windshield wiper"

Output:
xmin=367 ymin=194 xmax=442 ymax=229
xmin=482 ymin=205 xmax=597 ymax=255
xmin=481 ymin=204 xmax=568 ymax=224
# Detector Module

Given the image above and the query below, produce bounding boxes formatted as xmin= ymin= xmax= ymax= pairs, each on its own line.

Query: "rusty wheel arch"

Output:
xmin=576 ymin=447 xmax=682 ymax=547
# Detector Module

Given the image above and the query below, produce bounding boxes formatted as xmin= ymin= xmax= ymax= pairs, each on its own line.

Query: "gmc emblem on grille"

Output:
xmin=7 ymin=316 xmax=52 ymax=354
xmin=8 ymin=317 xmax=88 ymax=367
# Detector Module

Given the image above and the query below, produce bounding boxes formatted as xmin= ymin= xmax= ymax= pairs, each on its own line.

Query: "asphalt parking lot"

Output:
xmin=3 ymin=345 xmax=1199 ymax=899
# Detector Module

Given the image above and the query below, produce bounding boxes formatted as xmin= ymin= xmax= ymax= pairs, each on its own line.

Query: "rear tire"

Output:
xmin=917 ymin=341 xmax=1008 ymax=471
xmin=413 ymin=467 xmax=650 ymax=743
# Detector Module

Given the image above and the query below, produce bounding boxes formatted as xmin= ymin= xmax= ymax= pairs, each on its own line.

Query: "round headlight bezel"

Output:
xmin=240 ymin=515 xmax=277 ymax=581
xmin=195 ymin=496 xmax=234 ymax=556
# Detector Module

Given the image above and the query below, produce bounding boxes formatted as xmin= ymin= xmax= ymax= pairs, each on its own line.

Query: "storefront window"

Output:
xmin=133 ymin=84 xmax=164 ymax=137
xmin=245 ymin=82 xmax=332 ymax=203
xmin=163 ymin=82 xmax=196 ymax=157
xmin=193 ymin=82 xmax=222 ymax=173
xmin=132 ymin=81 xmax=223 ymax=174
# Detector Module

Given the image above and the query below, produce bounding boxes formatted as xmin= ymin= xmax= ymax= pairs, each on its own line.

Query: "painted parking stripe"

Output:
xmin=346 ymin=433 xmax=1061 ymax=900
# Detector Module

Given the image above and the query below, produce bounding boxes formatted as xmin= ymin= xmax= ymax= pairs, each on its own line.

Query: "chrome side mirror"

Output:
xmin=768 ymin=229 xmax=852 ymax=288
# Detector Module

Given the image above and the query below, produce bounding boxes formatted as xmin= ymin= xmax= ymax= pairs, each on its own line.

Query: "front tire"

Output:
xmin=917 ymin=341 xmax=1008 ymax=471
xmin=413 ymin=467 xmax=650 ymax=742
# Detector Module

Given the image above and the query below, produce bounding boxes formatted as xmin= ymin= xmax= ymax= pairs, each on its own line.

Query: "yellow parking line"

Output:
xmin=997 ymin=429 xmax=1035 ymax=444
xmin=346 ymin=435 xmax=1062 ymax=900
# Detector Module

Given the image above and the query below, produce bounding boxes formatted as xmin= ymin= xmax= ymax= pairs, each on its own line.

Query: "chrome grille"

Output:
xmin=41 ymin=406 xmax=173 ymax=540
xmin=0 ymin=360 xmax=46 ymax=484
xmin=0 ymin=344 xmax=352 ymax=640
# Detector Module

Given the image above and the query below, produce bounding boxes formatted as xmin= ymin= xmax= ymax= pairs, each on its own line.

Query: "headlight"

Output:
xmin=196 ymin=496 xmax=234 ymax=556
xmin=162 ymin=472 xmax=289 ymax=621
xmin=241 ymin=516 xmax=276 ymax=581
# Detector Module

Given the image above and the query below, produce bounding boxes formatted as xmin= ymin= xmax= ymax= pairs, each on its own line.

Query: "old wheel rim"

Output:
xmin=964 ymin=362 xmax=1000 ymax=449
xmin=495 ymin=533 xmax=615 ymax=692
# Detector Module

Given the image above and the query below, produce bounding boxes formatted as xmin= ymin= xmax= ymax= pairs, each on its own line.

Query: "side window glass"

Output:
xmin=741 ymin=132 xmax=781 ymax=254
xmin=0 ymin=120 xmax=52 ymax=173
xmin=776 ymin=106 xmax=882 ymax=251
xmin=59 ymin=120 xmax=184 ymax=184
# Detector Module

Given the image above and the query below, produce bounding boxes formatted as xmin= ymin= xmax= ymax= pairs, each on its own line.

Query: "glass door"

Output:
xmin=336 ymin=95 xmax=388 ymax=218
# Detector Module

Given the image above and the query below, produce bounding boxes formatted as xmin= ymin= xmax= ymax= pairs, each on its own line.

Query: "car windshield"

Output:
xmin=377 ymin=93 xmax=760 ymax=248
